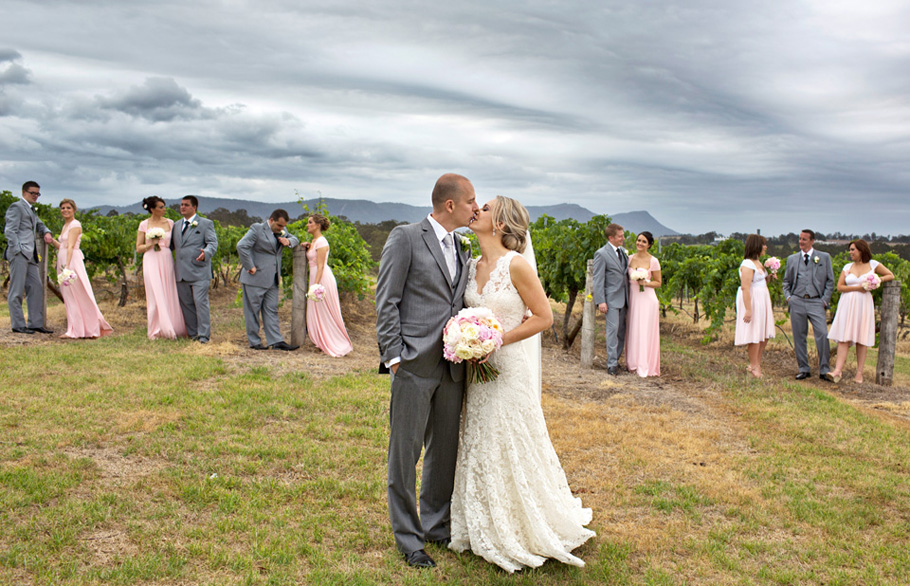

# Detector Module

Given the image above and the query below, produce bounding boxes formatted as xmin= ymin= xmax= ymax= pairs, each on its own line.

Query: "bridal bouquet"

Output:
xmin=57 ymin=268 xmax=77 ymax=287
xmin=764 ymin=256 xmax=781 ymax=275
xmin=861 ymin=273 xmax=882 ymax=291
xmin=629 ymin=268 xmax=650 ymax=292
xmin=146 ymin=227 xmax=166 ymax=251
xmin=443 ymin=307 xmax=504 ymax=384
xmin=306 ymin=284 xmax=326 ymax=301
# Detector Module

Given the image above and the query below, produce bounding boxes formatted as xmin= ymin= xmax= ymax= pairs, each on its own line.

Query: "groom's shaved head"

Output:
xmin=432 ymin=173 xmax=471 ymax=211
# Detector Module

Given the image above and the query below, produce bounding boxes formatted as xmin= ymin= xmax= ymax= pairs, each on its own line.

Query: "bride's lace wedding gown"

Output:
xmin=449 ymin=251 xmax=595 ymax=573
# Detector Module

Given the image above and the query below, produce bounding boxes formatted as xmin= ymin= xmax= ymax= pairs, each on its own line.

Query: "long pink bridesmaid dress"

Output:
xmin=138 ymin=218 xmax=187 ymax=340
xmin=306 ymin=236 xmax=353 ymax=357
xmin=625 ymin=255 xmax=661 ymax=377
xmin=56 ymin=220 xmax=113 ymax=338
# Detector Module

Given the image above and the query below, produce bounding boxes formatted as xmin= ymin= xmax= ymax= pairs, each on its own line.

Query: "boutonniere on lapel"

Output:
xmin=280 ymin=229 xmax=288 ymax=238
xmin=459 ymin=235 xmax=471 ymax=253
xmin=191 ymin=220 xmax=199 ymax=229
xmin=813 ymin=256 xmax=819 ymax=264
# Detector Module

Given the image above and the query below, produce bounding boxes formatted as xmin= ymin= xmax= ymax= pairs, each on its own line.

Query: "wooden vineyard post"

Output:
xmin=581 ymin=259 xmax=596 ymax=368
xmin=291 ymin=246 xmax=309 ymax=348
xmin=875 ymin=280 xmax=901 ymax=386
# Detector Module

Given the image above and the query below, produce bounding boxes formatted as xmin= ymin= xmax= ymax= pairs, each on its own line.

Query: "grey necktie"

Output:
xmin=442 ymin=233 xmax=457 ymax=282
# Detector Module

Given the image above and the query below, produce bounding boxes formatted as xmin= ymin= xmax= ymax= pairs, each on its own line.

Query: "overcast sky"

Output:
xmin=2 ymin=1 xmax=908 ymax=235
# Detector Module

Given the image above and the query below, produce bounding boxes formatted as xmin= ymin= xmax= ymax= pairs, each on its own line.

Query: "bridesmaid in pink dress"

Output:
xmin=136 ymin=196 xmax=186 ymax=340
xmin=304 ymin=214 xmax=353 ymax=357
xmin=51 ymin=199 xmax=113 ymax=339
xmin=734 ymin=234 xmax=775 ymax=378
xmin=625 ymin=231 xmax=662 ymax=377
xmin=828 ymin=239 xmax=894 ymax=383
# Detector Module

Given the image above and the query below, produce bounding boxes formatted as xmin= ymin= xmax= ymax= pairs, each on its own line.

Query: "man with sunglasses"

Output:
xmin=4 ymin=181 xmax=55 ymax=334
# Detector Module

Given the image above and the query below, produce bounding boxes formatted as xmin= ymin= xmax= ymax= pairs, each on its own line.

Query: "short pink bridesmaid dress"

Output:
xmin=734 ymin=259 xmax=775 ymax=345
xmin=828 ymin=261 xmax=878 ymax=347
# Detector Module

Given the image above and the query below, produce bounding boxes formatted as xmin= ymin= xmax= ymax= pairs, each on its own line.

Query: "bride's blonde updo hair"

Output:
xmin=491 ymin=195 xmax=530 ymax=253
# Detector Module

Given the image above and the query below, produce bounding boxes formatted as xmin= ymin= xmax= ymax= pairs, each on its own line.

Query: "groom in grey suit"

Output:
xmin=237 ymin=209 xmax=299 ymax=351
xmin=782 ymin=229 xmax=836 ymax=381
xmin=592 ymin=223 xmax=630 ymax=375
xmin=170 ymin=196 xmax=218 ymax=343
xmin=375 ymin=173 xmax=478 ymax=569
xmin=4 ymin=181 xmax=54 ymax=334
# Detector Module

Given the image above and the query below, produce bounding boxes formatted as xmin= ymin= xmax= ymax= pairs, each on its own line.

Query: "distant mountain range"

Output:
xmin=92 ymin=197 xmax=679 ymax=236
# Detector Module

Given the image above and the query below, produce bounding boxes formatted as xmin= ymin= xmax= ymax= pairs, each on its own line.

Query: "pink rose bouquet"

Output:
xmin=764 ymin=256 xmax=781 ymax=275
xmin=57 ymin=268 xmax=77 ymax=287
xmin=443 ymin=307 xmax=504 ymax=384
xmin=306 ymin=284 xmax=326 ymax=301
xmin=861 ymin=273 xmax=881 ymax=291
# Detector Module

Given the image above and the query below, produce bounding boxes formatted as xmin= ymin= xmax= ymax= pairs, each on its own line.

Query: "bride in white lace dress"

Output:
xmin=449 ymin=196 xmax=595 ymax=573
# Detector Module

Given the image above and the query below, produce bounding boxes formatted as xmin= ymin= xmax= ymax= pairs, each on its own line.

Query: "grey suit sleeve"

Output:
xmin=202 ymin=219 xmax=218 ymax=259
xmin=237 ymin=226 xmax=257 ymax=270
xmin=4 ymin=205 xmax=23 ymax=256
xmin=822 ymin=254 xmax=835 ymax=304
xmin=286 ymin=233 xmax=300 ymax=248
xmin=376 ymin=227 xmax=410 ymax=364
xmin=782 ymin=257 xmax=794 ymax=300
xmin=592 ymin=250 xmax=606 ymax=306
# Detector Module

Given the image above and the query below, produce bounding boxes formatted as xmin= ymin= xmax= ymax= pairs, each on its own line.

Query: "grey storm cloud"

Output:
xmin=97 ymin=77 xmax=205 ymax=122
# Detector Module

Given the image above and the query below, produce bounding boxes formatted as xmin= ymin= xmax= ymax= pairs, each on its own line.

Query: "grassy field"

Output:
xmin=1 ymin=290 xmax=910 ymax=585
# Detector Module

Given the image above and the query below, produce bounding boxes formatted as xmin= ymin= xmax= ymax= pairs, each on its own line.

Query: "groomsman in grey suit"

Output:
xmin=236 ymin=209 xmax=299 ymax=351
xmin=375 ymin=173 xmax=478 ymax=569
xmin=170 ymin=196 xmax=218 ymax=343
xmin=592 ymin=223 xmax=630 ymax=375
xmin=4 ymin=181 xmax=55 ymax=334
xmin=782 ymin=229 xmax=836 ymax=381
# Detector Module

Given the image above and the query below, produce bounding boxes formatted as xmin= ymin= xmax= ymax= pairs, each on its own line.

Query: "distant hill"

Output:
xmin=92 ymin=197 xmax=678 ymax=236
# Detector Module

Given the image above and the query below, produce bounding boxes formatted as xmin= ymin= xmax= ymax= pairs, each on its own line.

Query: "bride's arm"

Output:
xmin=502 ymin=255 xmax=553 ymax=346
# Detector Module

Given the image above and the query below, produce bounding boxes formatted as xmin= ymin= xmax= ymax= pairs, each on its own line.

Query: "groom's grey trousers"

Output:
xmin=388 ymin=361 xmax=463 ymax=554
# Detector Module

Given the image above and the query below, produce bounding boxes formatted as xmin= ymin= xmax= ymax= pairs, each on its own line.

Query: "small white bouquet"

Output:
xmin=146 ymin=227 xmax=166 ymax=251
xmin=58 ymin=268 xmax=77 ymax=287
xmin=861 ymin=273 xmax=882 ymax=291
xmin=443 ymin=307 xmax=504 ymax=384
xmin=629 ymin=268 xmax=650 ymax=292
xmin=307 ymin=284 xmax=326 ymax=301
xmin=764 ymin=256 xmax=781 ymax=275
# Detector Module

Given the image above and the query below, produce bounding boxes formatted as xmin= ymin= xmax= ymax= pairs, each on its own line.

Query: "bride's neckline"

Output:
xmin=472 ymin=251 xmax=515 ymax=296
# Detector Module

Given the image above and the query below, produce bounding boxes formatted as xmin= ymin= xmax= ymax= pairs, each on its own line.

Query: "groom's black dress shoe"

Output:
xmin=607 ymin=366 xmax=618 ymax=375
xmin=12 ymin=328 xmax=35 ymax=334
xmin=31 ymin=327 xmax=53 ymax=334
xmin=795 ymin=372 xmax=811 ymax=380
xmin=270 ymin=341 xmax=299 ymax=351
xmin=403 ymin=549 xmax=436 ymax=569
xmin=249 ymin=344 xmax=268 ymax=350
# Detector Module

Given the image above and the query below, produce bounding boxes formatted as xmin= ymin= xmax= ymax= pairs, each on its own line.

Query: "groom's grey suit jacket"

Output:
xmin=4 ymin=198 xmax=50 ymax=262
xmin=376 ymin=217 xmax=470 ymax=380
